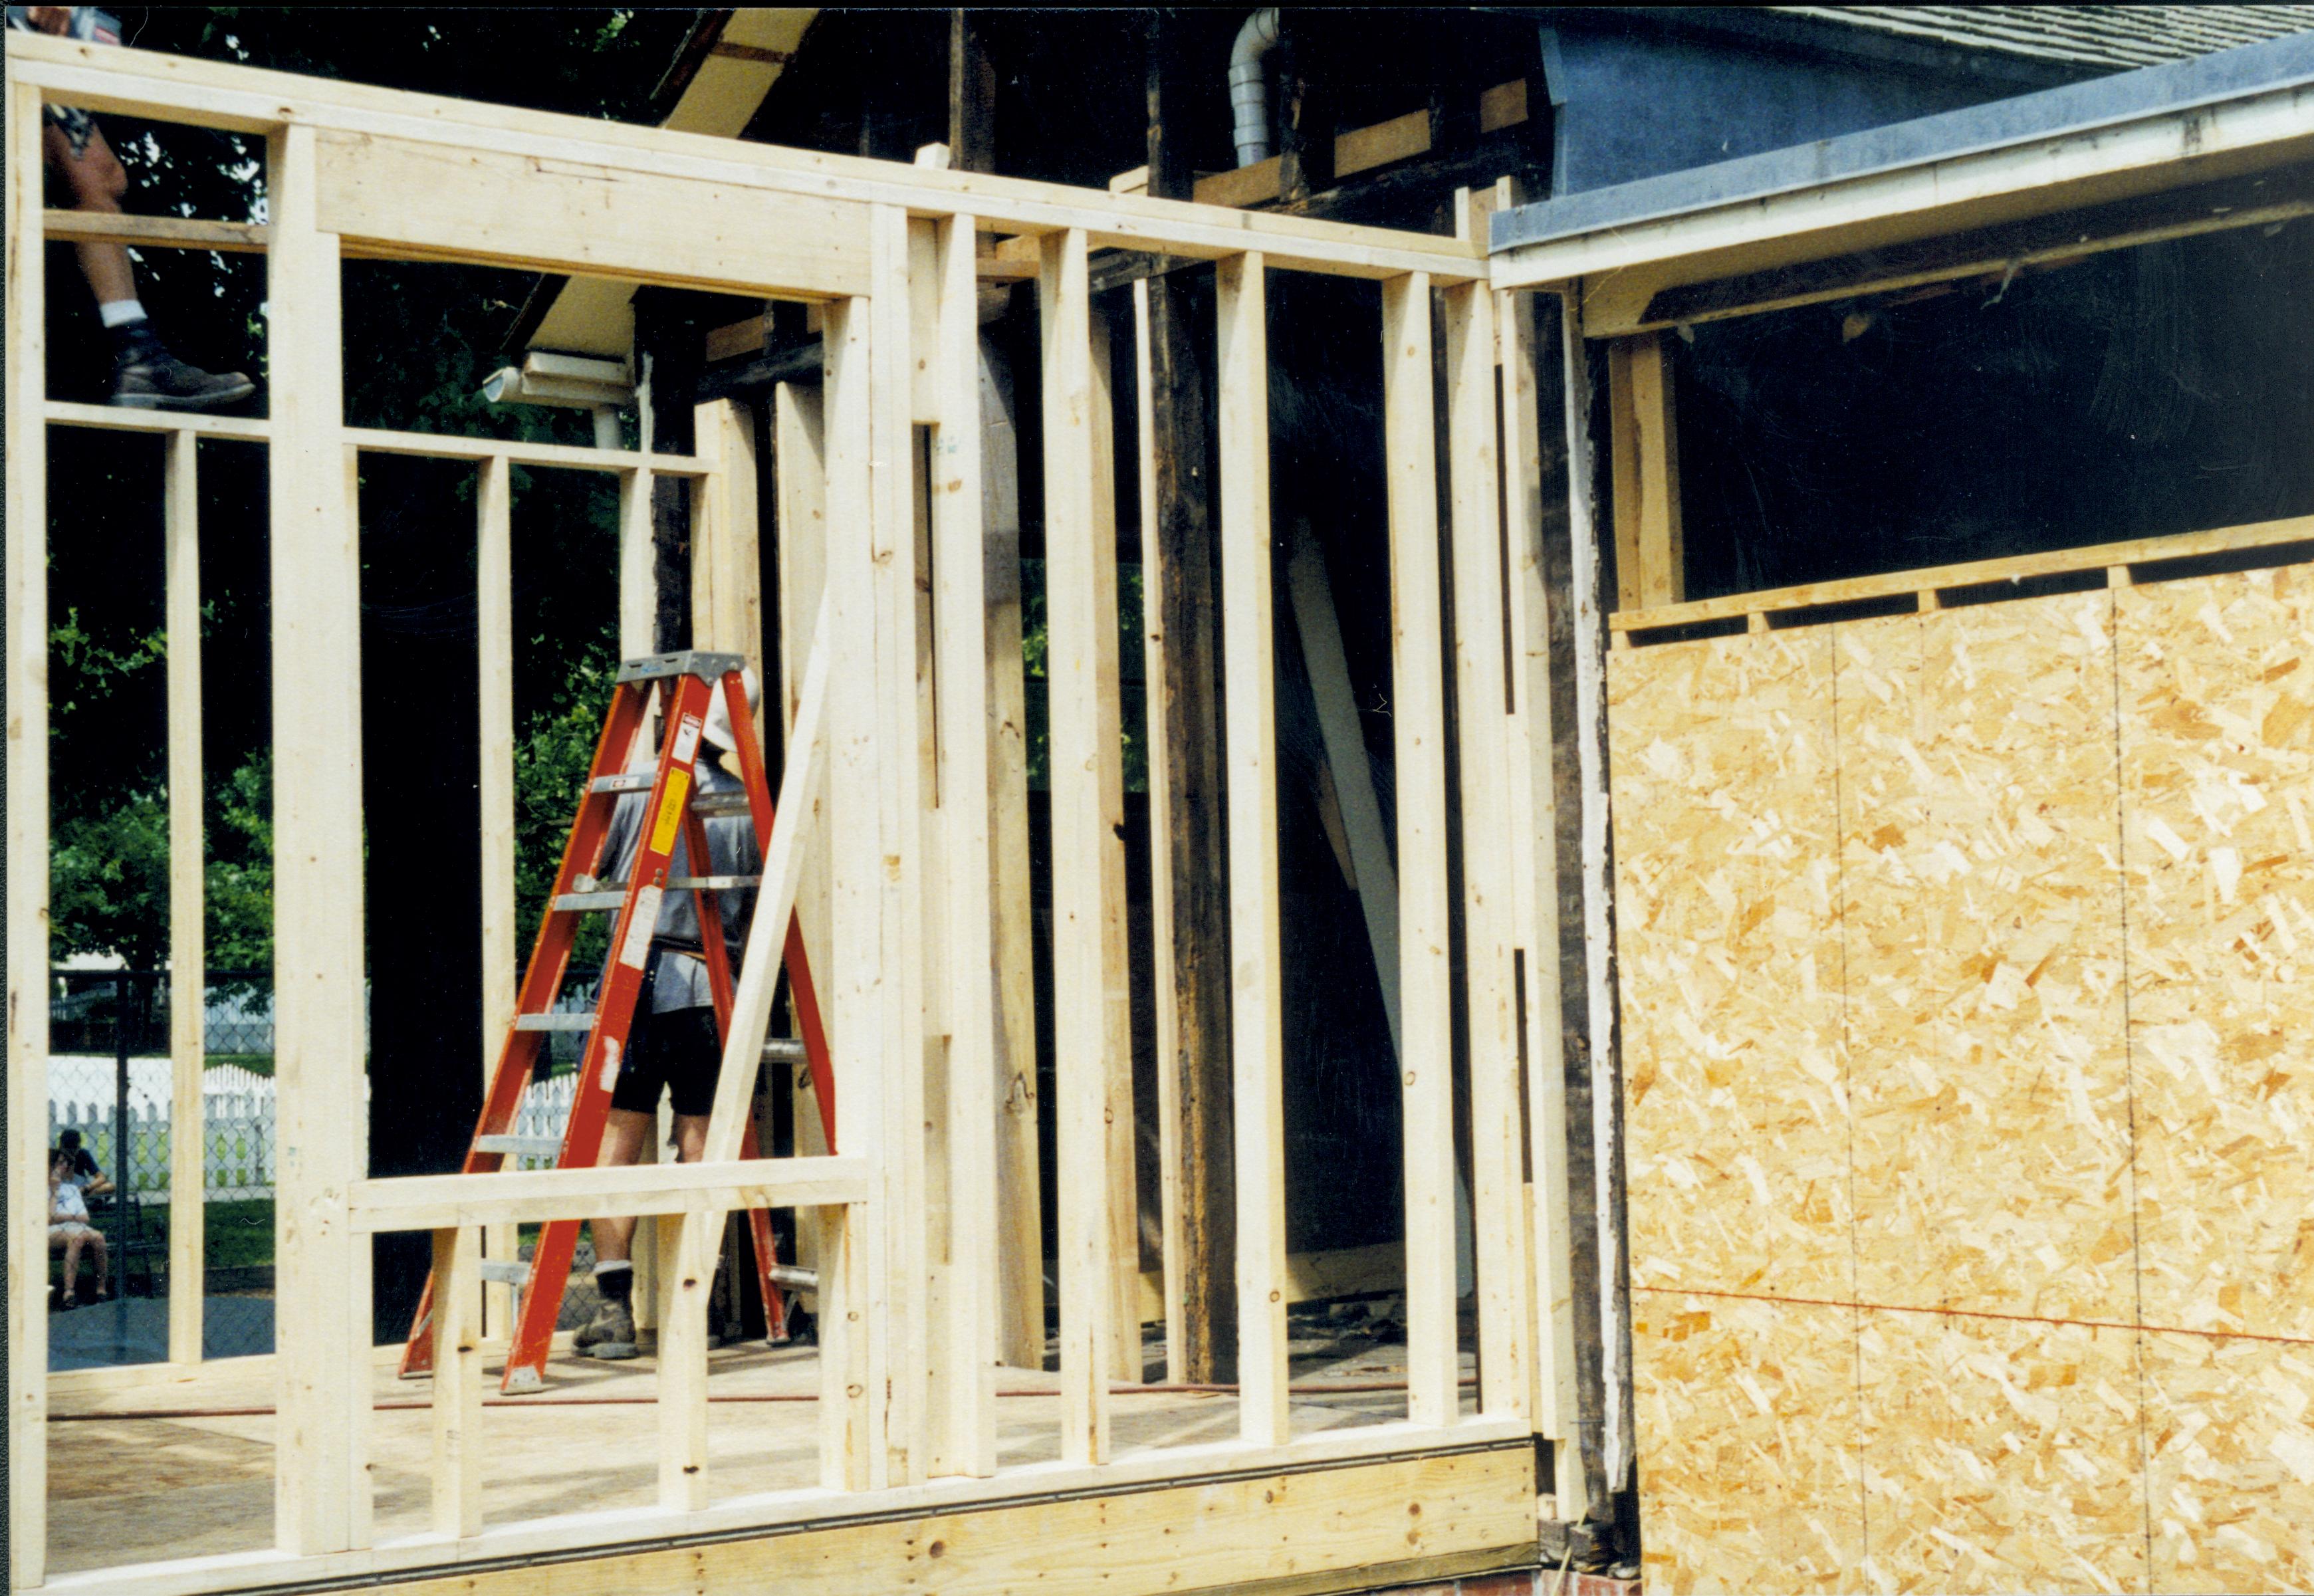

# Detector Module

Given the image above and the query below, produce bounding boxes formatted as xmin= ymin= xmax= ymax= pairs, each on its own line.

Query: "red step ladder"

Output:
xmin=398 ymin=651 xmax=838 ymax=1393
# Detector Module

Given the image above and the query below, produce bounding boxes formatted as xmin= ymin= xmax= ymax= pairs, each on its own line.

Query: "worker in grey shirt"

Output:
xmin=575 ymin=671 xmax=760 ymax=1360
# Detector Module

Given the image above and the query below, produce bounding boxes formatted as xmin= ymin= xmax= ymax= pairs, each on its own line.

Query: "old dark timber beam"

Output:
xmin=1145 ymin=9 xmax=1237 ymax=1384
xmin=949 ymin=9 xmax=997 ymax=175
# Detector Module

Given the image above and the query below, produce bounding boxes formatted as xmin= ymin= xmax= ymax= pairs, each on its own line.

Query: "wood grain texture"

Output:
xmin=1837 ymin=596 xmax=2136 ymax=1324
xmin=5 ymin=73 xmax=49 ymax=1587
xmin=1859 ymin=1308 xmax=2144 ymax=1596
xmin=1608 ymin=629 xmax=1849 ymax=1303
xmin=2118 ymin=566 xmax=2314 ymax=1342
xmin=1630 ymin=1292 xmax=1862 ymax=1596
xmin=2143 ymin=1328 xmax=2314 ymax=1594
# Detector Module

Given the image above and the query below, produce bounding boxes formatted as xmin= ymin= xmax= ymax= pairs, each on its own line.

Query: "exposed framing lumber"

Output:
xmin=1444 ymin=279 xmax=1532 ymax=1422
xmin=45 ymin=1439 xmax=1538 ymax=1596
xmin=1217 ymin=251 xmax=1290 ymax=1446
xmin=11 ymin=35 xmax=1488 ymax=282
xmin=821 ymin=292 xmax=883 ymax=1494
xmin=474 ymin=452 xmax=517 ymax=1342
xmin=1131 ymin=278 xmax=1189 ymax=1383
xmin=427 ymin=1226 xmax=483 ymax=1539
xmin=1615 ymin=511 xmax=2314 ymax=636
xmin=868 ymin=203 xmax=931 ymax=1490
xmin=43 ymin=399 xmax=269 ymax=440
xmin=7 ymin=69 xmax=49 ymax=1591
xmin=971 ymin=336 xmax=1046 ymax=1371
xmin=1044 ymin=225 xmax=1123 ymax=1464
xmin=314 ymin=129 xmax=873 ymax=299
xmin=41 ymin=207 xmax=266 ymax=251
xmin=164 ymin=431 xmax=206 ymax=1369
xmin=931 ymin=213 xmax=1000 ymax=1477
xmin=772 ymin=379 xmax=833 ymax=1297
xmin=267 ymin=120 xmax=372 ymax=1557
xmin=352 ymin=1156 xmax=869 ymax=1232
xmin=1498 ymin=291 xmax=1583 ymax=1476
xmin=1381 ymin=271 xmax=1459 ymax=1429
xmin=1605 ymin=333 xmax=1682 ymax=613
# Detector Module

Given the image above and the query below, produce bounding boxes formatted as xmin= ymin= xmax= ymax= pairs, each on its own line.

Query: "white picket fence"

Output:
xmin=49 ymin=1063 xmax=277 ymax=1201
xmin=47 ymin=1059 xmax=585 ymax=1199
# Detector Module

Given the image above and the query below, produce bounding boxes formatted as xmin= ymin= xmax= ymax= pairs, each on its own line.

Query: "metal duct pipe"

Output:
xmin=1228 ymin=7 xmax=1282 ymax=168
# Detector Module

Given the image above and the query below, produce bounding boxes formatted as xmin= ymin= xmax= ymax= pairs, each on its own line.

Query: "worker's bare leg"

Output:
xmin=590 ymin=1106 xmax=655 ymax=1267
xmin=44 ymin=118 xmax=135 ymax=303
xmin=59 ymin=1232 xmax=86 ymax=1303
xmin=86 ymin=1232 xmax=108 ymax=1298
xmin=576 ymin=1106 xmax=657 ymax=1359
xmin=43 ymin=116 xmax=255 ymax=409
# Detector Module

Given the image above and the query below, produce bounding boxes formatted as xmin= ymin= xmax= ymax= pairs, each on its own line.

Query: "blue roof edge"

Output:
xmin=1490 ymin=29 xmax=2314 ymax=255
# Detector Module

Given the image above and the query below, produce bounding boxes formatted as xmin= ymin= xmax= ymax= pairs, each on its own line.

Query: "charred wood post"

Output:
xmin=1145 ymin=10 xmax=1238 ymax=1384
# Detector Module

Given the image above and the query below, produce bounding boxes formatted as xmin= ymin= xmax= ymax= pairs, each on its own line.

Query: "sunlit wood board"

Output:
xmin=1859 ymin=1307 xmax=2144 ymax=1595
xmin=2118 ymin=565 xmax=2314 ymax=1343
xmin=1609 ymin=629 xmax=1851 ymax=1302
xmin=1631 ymin=1291 xmax=1862 ymax=1595
xmin=2142 ymin=1327 xmax=2314 ymax=1593
xmin=1835 ymin=596 xmax=2136 ymax=1324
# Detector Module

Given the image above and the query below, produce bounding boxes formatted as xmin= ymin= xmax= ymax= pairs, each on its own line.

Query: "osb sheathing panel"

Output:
xmin=1610 ymin=564 xmax=2314 ymax=1596
xmin=2142 ymin=1328 xmax=2314 ymax=1593
xmin=1630 ymin=1292 xmax=1862 ymax=1596
xmin=1859 ymin=1309 xmax=2145 ymax=1596
xmin=1608 ymin=629 xmax=1850 ymax=1302
xmin=1836 ymin=594 xmax=2136 ymax=1325
xmin=2118 ymin=566 xmax=2314 ymax=1342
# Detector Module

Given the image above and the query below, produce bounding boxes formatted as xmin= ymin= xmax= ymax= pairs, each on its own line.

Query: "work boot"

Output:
xmin=108 ymin=324 xmax=255 ymax=412
xmin=574 ymin=1299 xmax=638 ymax=1361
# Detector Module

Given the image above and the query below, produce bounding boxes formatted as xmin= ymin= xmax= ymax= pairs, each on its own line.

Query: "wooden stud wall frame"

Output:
xmin=3 ymin=36 xmax=1560 ymax=1595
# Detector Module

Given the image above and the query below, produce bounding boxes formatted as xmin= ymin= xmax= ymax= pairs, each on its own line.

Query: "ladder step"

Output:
xmin=688 ymin=792 xmax=750 ymax=818
xmin=765 ymin=1265 xmax=817 ymax=1290
xmin=763 ymin=1037 xmax=808 ymax=1064
xmin=616 ymin=649 xmax=748 ymax=686
xmin=551 ymin=891 xmax=628 ymax=913
xmin=667 ymin=874 xmax=759 ymax=891
xmin=515 ymin=1013 xmax=595 ymax=1032
xmin=589 ymin=772 xmax=653 ymax=796
xmin=478 ymin=1261 xmax=530 ymax=1286
xmin=475 ymin=1134 xmax=564 ymax=1159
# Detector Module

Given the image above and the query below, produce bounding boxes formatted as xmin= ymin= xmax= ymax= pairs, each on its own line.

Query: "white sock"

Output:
xmin=98 ymin=299 xmax=148 ymax=329
xmin=594 ymin=1260 xmax=632 ymax=1278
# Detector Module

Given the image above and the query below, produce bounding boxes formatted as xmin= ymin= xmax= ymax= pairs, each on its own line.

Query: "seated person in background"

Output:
xmin=49 ymin=1149 xmax=109 ymax=1308
xmin=56 ymin=1127 xmax=112 ymax=1200
xmin=9 ymin=5 xmax=255 ymax=410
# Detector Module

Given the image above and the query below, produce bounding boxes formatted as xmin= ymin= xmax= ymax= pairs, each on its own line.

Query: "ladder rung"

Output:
xmin=552 ymin=891 xmax=628 ymax=913
xmin=475 ymin=1135 xmax=564 ymax=1159
xmin=765 ymin=1265 xmax=817 ymax=1290
xmin=763 ymin=1038 xmax=808 ymax=1064
xmin=667 ymin=874 xmax=759 ymax=891
xmin=616 ymin=649 xmax=748 ymax=686
xmin=515 ymin=1013 xmax=595 ymax=1032
xmin=590 ymin=772 xmax=653 ymax=795
xmin=688 ymin=793 xmax=749 ymax=817
xmin=478 ymin=1261 xmax=530 ymax=1286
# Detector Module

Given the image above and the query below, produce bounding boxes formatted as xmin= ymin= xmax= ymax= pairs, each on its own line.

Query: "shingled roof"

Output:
xmin=1773 ymin=5 xmax=2314 ymax=71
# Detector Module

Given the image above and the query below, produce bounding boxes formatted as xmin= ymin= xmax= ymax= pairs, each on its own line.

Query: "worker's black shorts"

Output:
xmin=609 ymin=957 xmax=721 ymax=1118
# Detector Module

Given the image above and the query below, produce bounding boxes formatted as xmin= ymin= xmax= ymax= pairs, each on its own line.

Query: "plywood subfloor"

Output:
xmin=1611 ymin=562 xmax=2314 ymax=1596
xmin=45 ymin=1318 xmax=1456 ymax=1578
